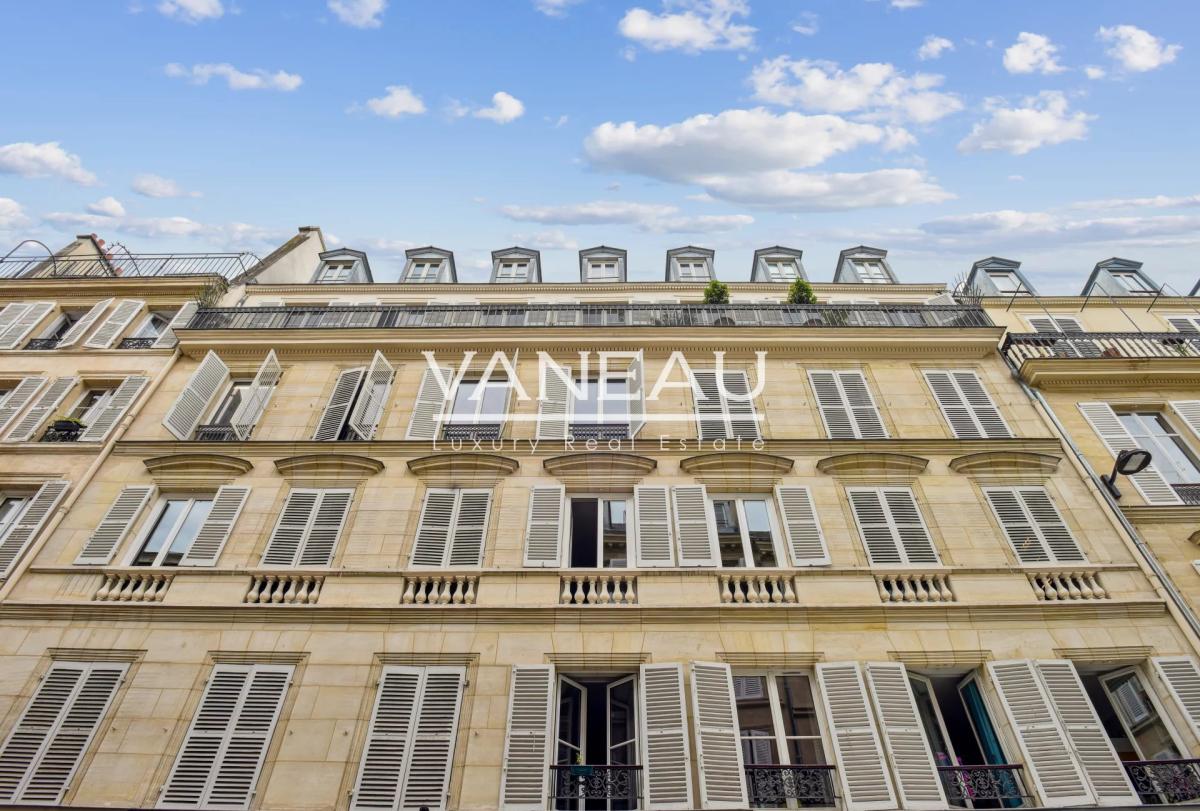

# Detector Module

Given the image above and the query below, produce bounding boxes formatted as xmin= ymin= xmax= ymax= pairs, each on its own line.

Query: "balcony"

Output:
xmin=0 ymin=251 xmax=260 ymax=280
xmin=441 ymin=422 xmax=503 ymax=441
xmin=193 ymin=424 xmax=239 ymax=442
xmin=939 ymin=765 xmax=1032 ymax=808
xmin=745 ymin=764 xmax=837 ymax=807
xmin=1173 ymin=484 xmax=1200 ymax=505
xmin=118 ymin=336 xmax=157 ymax=349
xmin=549 ymin=765 xmax=641 ymax=806
xmin=569 ymin=422 xmax=630 ymax=441
xmin=40 ymin=421 xmax=83 ymax=442
xmin=1124 ymin=759 xmax=1200 ymax=805
xmin=1002 ymin=332 xmax=1200 ymax=386
xmin=23 ymin=338 xmax=60 ymax=350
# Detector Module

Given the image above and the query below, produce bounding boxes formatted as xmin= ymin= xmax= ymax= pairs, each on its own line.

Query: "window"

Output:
xmin=411 ymin=488 xmax=492 ymax=567
xmin=443 ymin=376 xmax=509 ymax=440
xmin=261 ymin=488 xmax=354 ymax=567
xmin=807 ymin=370 xmax=887 ymax=439
xmin=923 ymin=370 xmax=1011 ymax=439
xmin=408 ymin=260 xmax=444 ymax=282
xmin=37 ymin=312 xmax=78 ymax=341
xmin=1116 ymin=411 xmax=1200 ymax=484
xmin=0 ymin=496 xmax=27 ymax=538
xmin=712 ymin=496 xmax=780 ymax=568
xmin=311 ymin=351 xmax=395 ymax=441
xmin=734 ymin=672 xmax=827 ymax=769
xmin=587 ymin=259 xmax=620 ymax=282
xmin=987 ymin=271 xmax=1026 ymax=293
xmin=676 ymin=259 xmax=710 ymax=281
xmin=567 ymin=495 xmax=631 ymax=567
xmin=207 ymin=380 xmax=251 ymax=428
xmin=318 ymin=260 xmax=355 ymax=282
xmin=496 ymin=260 xmax=530 ymax=282
xmin=984 ymin=486 xmax=1086 ymax=564
xmin=131 ymin=497 xmax=213 ymax=566
xmin=68 ymin=388 xmax=113 ymax=425
xmin=692 ymin=369 xmax=760 ymax=440
xmin=764 ymin=258 xmax=799 ymax=282
xmin=1111 ymin=271 xmax=1156 ymax=295
xmin=846 ymin=487 xmax=939 ymax=565
xmin=130 ymin=312 xmax=169 ymax=339
xmin=571 ymin=374 xmax=631 ymax=439
xmin=852 ymin=259 xmax=890 ymax=283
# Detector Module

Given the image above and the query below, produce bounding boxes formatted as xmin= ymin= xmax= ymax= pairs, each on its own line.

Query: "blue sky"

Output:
xmin=0 ymin=0 xmax=1196 ymax=292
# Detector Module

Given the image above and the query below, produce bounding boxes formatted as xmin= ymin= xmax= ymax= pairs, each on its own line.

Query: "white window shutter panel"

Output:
xmin=672 ymin=485 xmax=718 ymax=567
xmin=847 ymin=489 xmax=902 ymax=565
xmin=75 ymin=485 xmax=156 ymax=565
xmin=1151 ymin=657 xmax=1200 ymax=744
xmin=688 ymin=661 xmax=748 ymax=809
xmin=447 ymin=489 xmax=491 ymax=567
xmin=0 ymin=302 xmax=53 ymax=349
xmin=0 ymin=377 xmax=46 ymax=435
xmin=0 ymin=661 xmax=127 ymax=805
xmin=537 ymin=365 xmax=571 ymax=440
xmin=499 ymin=665 xmax=555 ymax=811
xmin=523 ymin=486 xmax=565 ymax=567
xmin=406 ymin=364 xmax=452 ymax=440
xmin=351 ymin=666 xmax=420 ymax=811
xmin=628 ymin=352 xmax=646 ymax=438
xmin=260 ymin=489 xmax=320 ymax=567
xmin=809 ymin=370 xmax=886 ymax=439
xmin=297 ymin=489 xmax=353 ymax=566
xmin=722 ymin=371 xmax=759 ymax=440
xmin=4 ymin=376 xmax=77 ymax=442
xmin=230 ymin=351 xmax=282 ymax=440
xmin=1078 ymin=402 xmax=1180 ymax=504
xmin=400 ymin=667 xmax=465 ymax=811
xmin=179 ymin=486 xmax=250 ymax=567
xmin=775 ymin=485 xmax=829 ymax=565
xmin=635 ymin=486 xmax=674 ymax=568
xmin=862 ymin=662 xmax=948 ymax=810
xmin=984 ymin=489 xmax=1048 ymax=564
xmin=1170 ymin=401 xmax=1200 ymax=440
xmin=348 ymin=350 xmax=395 ymax=440
xmin=84 ymin=298 xmax=144 ymax=348
xmin=163 ymin=351 xmax=230 ymax=440
xmin=638 ymin=663 xmax=693 ymax=810
xmin=691 ymin=371 xmax=727 ymax=440
xmin=924 ymin=370 xmax=981 ymax=439
xmin=815 ymin=662 xmax=896 ymax=811
xmin=80 ymin=375 xmax=148 ymax=442
xmin=155 ymin=300 xmax=200 ymax=349
xmin=0 ymin=479 xmax=69 ymax=577
xmin=987 ymin=487 xmax=1086 ymax=564
xmin=1168 ymin=317 xmax=1200 ymax=334
xmin=951 ymin=371 xmax=1011 ymax=438
xmin=313 ymin=367 xmax=364 ymax=441
xmin=0 ymin=302 xmax=27 ymax=335
xmin=839 ymin=371 xmax=888 ymax=439
xmin=809 ymin=370 xmax=854 ymax=438
xmin=411 ymin=490 xmax=457 ymax=567
xmin=56 ymin=298 xmax=112 ymax=347
xmin=885 ymin=489 xmax=939 ymax=565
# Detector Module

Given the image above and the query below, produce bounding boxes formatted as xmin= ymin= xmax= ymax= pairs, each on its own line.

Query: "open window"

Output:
xmin=311 ymin=351 xmax=395 ymax=441
xmin=712 ymin=495 xmax=783 ymax=568
xmin=124 ymin=486 xmax=248 ymax=567
xmin=566 ymin=495 xmax=631 ymax=568
xmin=442 ymin=375 xmax=510 ymax=441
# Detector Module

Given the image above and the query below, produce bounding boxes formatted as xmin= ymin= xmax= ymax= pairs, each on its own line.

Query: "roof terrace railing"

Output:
xmin=1002 ymin=331 xmax=1200 ymax=365
xmin=0 ymin=252 xmax=260 ymax=280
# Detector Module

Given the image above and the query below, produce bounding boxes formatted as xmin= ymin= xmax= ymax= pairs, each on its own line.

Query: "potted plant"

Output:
xmin=702 ymin=280 xmax=730 ymax=304
xmin=52 ymin=415 xmax=85 ymax=433
xmin=786 ymin=277 xmax=817 ymax=305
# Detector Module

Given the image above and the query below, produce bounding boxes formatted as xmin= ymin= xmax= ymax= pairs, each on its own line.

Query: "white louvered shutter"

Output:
xmin=0 ymin=377 xmax=46 ymax=435
xmin=672 ymin=485 xmax=718 ymax=567
xmin=348 ymin=350 xmax=394 ymax=440
xmin=0 ymin=302 xmax=53 ymax=349
xmin=352 ymin=667 xmax=420 ymax=811
xmin=313 ymin=367 xmax=364 ymax=441
xmin=411 ymin=489 xmax=456 ymax=567
xmin=74 ymin=485 xmax=156 ymax=564
xmin=523 ymin=486 xmax=565 ymax=567
xmin=925 ymin=293 xmax=957 ymax=306
xmin=230 ymin=351 xmax=282 ymax=440
xmin=1078 ymin=403 xmax=1180 ymax=504
xmin=4 ymin=376 xmax=77 ymax=442
xmin=56 ymin=299 xmax=112 ymax=347
xmin=923 ymin=370 xmax=1011 ymax=439
xmin=1168 ymin=316 xmax=1200 ymax=334
xmin=689 ymin=371 xmax=757 ymax=440
xmin=159 ymin=664 xmax=292 ymax=810
xmin=808 ymin=370 xmax=887 ymax=439
xmin=406 ymin=364 xmax=452 ymax=440
xmin=635 ymin=486 xmax=674 ymax=568
xmin=0 ymin=661 xmax=127 ymax=805
xmin=848 ymin=488 xmax=939 ymax=566
xmin=627 ymin=352 xmax=646 ymax=438
xmin=154 ymin=301 xmax=199 ymax=349
xmin=692 ymin=370 xmax=727 ymax=440
xmin=775 ymin=486 xmax=829 ymax=565
xmin=84 ymin=298 xmax=144 ymax=348
xmin=179 ymin=486 xmax=251 ymax=566
xmin=1151 ymin=657 xmax=1200 ymax=743
xmin=0 ymin=480 xmax=69 ymax=578
xmin=448 ymin=490 xmax=491 ymax=567
xmin=299 ymin=490 xmax=352 ymax=566
xmin=0 ymin=302 xmax=27 ymax=335
xmin=815 ymin=663 xmax=896 ymax=811
xmin=261 ymin=489 xmax=352 ymax=567
xmin=1170 ymin=401 xmax=1200 ymax=441
xmin=537 ymin=365 xmax=571 ymax=440
xmin=638 ymin=663 xmax=693 ymax=810
xmin=689 ymin=661 xmax=748 ymax=809
xmin=862 ymin=662 xmax=947 ymax=810
xmin=984 ymin=487 xmax=1086 ymax=564
xmin=401 ymin=667 xmax=465 ymax=810
xmin=163 ymin=351 xmax=230 ymax=440
xmin=80 ymin=375 xmax=148 ymax=442
xmin=499 ymin=665 xmax=555 ymax=811
xmin=725 ymin=371 xmax=760 ymax=440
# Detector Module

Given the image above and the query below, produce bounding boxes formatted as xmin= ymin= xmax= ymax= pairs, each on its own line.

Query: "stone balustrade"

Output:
xmin=560 ymin=573 xmax=638 ymax=605
xmin=876 ymin=572 xmax=955 ymax=603
xmin=401 ymin=574 xmax=478 ymax=605
xmin=719 ymin=573 xmax=798 ymax=604
xmin=93 ymin=572 xmax=172 ymax=602
xmin=244 ymin=574 xmax=324 ymax=604
xmin=1028 ymin=571 xmax=1108 ymax=601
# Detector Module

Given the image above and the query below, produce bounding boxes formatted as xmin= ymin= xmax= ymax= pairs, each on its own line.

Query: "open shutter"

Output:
xmin=260 ymin=490 xmax=319 ymax=567
xmin=722 ymin=371 xmax=759 ymax=440
xmin=297 ymin=490 xmax=352 ymax=566
xmin=230 ymin=351 xmax=281 ymax=441
xmin=4 ymin=376 xmax=76 ymax=442
xmin=775 ymin=486 xmax=829 ymax=565
xmin=985 ymin=487 xmax=1085 ymax=564
xmin=0 ymin=480 xmax=69 ymax=577
xmin=351 ymin=666 xmax=420 ymax=811
xmin=0 ymin=302 xmax=27 ymax=335
xmin=348 ymin=350 xmax=394 ymax=440
xmin=862 ymin=662 xmax=947 ymax=810
xmin=537 ymin=365 xmax=571 ymax=440
xmin=1151 ymin=657 xmax=1200 ymax=743
xmin=815 ymin=662 xmax=896 ymax=811
xmin=163 ymin=351 xmax=230 ymax=440
xmin=638 ymin=663 xmax=693 ymax=810
xmin=56 ymin=299 xmax=112 ymax=347
xmin=154 ymin=301 xmax=199 ymax=349
xmin=635 ymin=486 xmax=674 ymax=568
xmin=809 ymin=370 xmax=886 ymax=439
xmin=411 ymin=490 xmax=457 ymax=567
xmin=406 ymin=364 xmax=452 ymax=440
xmin=689 ymin=661 xmax=747 ymax=809
xmin=179 ymin=486 xmax=250 ymax=567
xmin=523 ymin=486 xmax=565 ymax=567
xmin=79 ymin=375 xmax=148 ymax=442
xmin=499 ymin=665 xmax=555 ymax=811
xmin=1170 ymin=401 xmax=1200 ymax=441
xmin=691 ymin=371 xmax=727 ymax=440
xmin=0 ymin=661 xmax=127 ymax=805
xmin=401 ymin=667 xmax=465 ymax=811
xmin=924 ymin=370 xmax=1011 ymax=439
xmin=0 ymin=302 xmax=53 ymax=349
xmin=628 ymin=352 xmax=646 ymax=438
xmin=84 ymin=298 xmax=144 ymax=348
xmin=75 ymin=485 xmax=155 ymax=565
xmin=313 ymin=367 xmax=364 ymax=441
xmin=672 ymin=485 xmax=717 ymax=567
xmin=446 ymin=489 xmax=489 ymax=567
xmin=0 ymin=377 xmax=46 ymax=435
xmin=1079 ymin=402 xmax=1180 ymax=504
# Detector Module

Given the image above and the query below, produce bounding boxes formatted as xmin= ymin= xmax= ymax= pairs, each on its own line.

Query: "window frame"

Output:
xmin=495 ymin=260 xmax=530 ymax=282
xmin=732 ymin=668 xmax=832 ymax=769
xmin=586 ymin=258 xmax=621 ymax=283
xmin=1097 ymin=666 xmax=1186 ymax=762
xmin=569 ymin=371 xmax=632 ymax=433
xmin=126 ymin=494 xmax=214 ymax=567
xmin=204 ymin=378 xmax=254 ymax=428
xmin=67 ymin=387 xmax=113 ymax=426
xmin=317 ymin=260 xmax=355 ymax=283
xmin=674 ymin=258 xmax=712 ymax=281
xmin=130 ymin=311 xmax=170 ymax=339
xmin=763 ymin=257 xmax=799 ymax=282
xmin=565 ymin=492 xmax=633 ymax=569
xmin=852 ymin=259 xmax=890 ymax=284
xmin=710 ymin=493 xmax=785 ymax=569
xmin=0 ymin=494 xmax=29 ymax=538
xmin=1111 ymin=271 xmax=1156 ymax=295
xmin=407 ymin=259 xmax=445 ymax=283
xmin=1114 ymin=410 xmax=1200 ymax=484
xmin=986 ymin=270 xmax=1025 ymax=293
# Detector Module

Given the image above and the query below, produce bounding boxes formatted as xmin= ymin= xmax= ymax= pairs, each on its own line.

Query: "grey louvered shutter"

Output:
xmin=230 ymin=351 xmax=281 ymax=440
xmin=628 ymin=352 xmax=646 ymax=438
xmin=348 ymin=350 xmax=394 ymax=440
xmin=153 ymin=301 xmax=199 ymax=349
xmin=1079 ymin=403 xmax=1180 ymax=504
xmin=815 ymin=662 xmax=896 ymax=811
xmin=691 ymin=371 xmax=727 ymax=440
xmin=809 ymin=370 xmax=886 ymax=439
xmin=75 ymin=485 xmax=156 ymax=565
xmin=689 ymin=661 xmax=748 ymax=809
xmin=638 ymin=663 xmax=693 ymax=810
xmin=862 ymin=662 xmax=947 ymax=810
xmin=848 ymin=488 xmax=939 ymax=566
xmin=179 ymin=486 xmax=250 ymax=567
xmin=411 ymin=489 xmax=457 ymax=567
xmin=56 ymin=298 xmax=112 ymax=347
xmin=0 ymin=377 xmax=46 ymax=435
xmin=722 ymin=371 xmax=760 ymax=440
xmin=313 ymin=367 xmax=364 ymax=441
xmin=4 ymin=376 xmax=77 ymax=442
xmin=523 ymin=486 xmax=565 ymax=567
xmin=924 ymin=370 xmax=1011 ymax=439
xmin=672 ymin=485 xmax=718 ymax=567
xmin=0 ymin=302 xmax=53 ymax=349
xmin=1168 ymin=317 xmax=1200 ymax=334
xmin=985 ymin=487 xmax=1086 ymax=564
xmin=406 ymin=364 xmax=452 ymax=440
xmin=499 ymin=665 xmax=555 ymax=811
xmin=775 ymin=485 xmax=829 ymax=565
xmin=297 ymin=489 xmax=353 ymax=566
xmin=447 ymin=490 xmax=490 ymax=567
xmin=163 ymin=351 xmax=230 ymax=440
xmin=634 ymin=486 xmax=674 ymax=567
xmin=0 ymin=480 xmax=69 ymax=577
xmin=847 ymin=489 xmax=901 ymax=565
xmin=84 ymin=298 xmax=144 ymax=348
xmin=537 ymin=366 xmax=571 ymax=440
xmin=0 ymin=661 xmax=127 ymax=805
xmin=1151 ymin=657 xmax=1200 ymax=743
xmin=352 ymin=666 xmax=420 ymax=811
xmin=79 ymin=375 xmax=148 ymax=442
xmin=260 ymin=489 xmax=319 ymax=567
xmin=400 ymin=667 xmax=465 ymax=810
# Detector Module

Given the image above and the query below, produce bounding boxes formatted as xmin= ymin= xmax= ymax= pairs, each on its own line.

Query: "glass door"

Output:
xmin=556 ymin=676 xmax=588 ymax=811
xmin=607 ymin=675 xmax=638 ymax=811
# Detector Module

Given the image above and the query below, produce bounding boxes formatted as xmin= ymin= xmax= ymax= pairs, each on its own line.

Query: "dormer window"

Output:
xmin=1111 ymin=271 xmax=1156 ymax=295
xmin=402 ymin=248 xmax=456 ymax=284
xmin=408 ymin=260 xmax=444 ymax=283
xmin=496 ymin=260 xmax=530 ymax=282
xmin=986 ymin=271 xmax=1025 ymax=293
xmin=852 ymin=259 xmax=889 ymax=284
xmin=666 ymin=247 xmax=715 ymax=282
xmin=490 ymin=247 xmax=541 ymax=284
xmin=587 ymin=259 xmax=620 ymax=282
xmin=318 ymin=261 xmax=354 ymax=283
xmin=678 ymin=261 xmax=709 ymax=280
xmin=580 ymin=247 xmax=627 ymax=284
xmin=764 ymin=258 xmax=799 ymax=282
xmin=314 ymin=249 xmax=371 ymax=284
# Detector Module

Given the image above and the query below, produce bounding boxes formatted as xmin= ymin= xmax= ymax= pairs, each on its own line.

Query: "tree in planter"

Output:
xmin=703 ymin=280 xmax=730 ymax=304
xmin=786 ymin=278 xmax=816 ymax=305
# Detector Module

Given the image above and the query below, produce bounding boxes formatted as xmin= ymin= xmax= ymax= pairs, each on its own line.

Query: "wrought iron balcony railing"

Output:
xmin=939 ymin=764 xmax=1032 ymax=808
xmin=23 ymin=338 xmax=60 ymax=350
xmin=41 ymin=424 xmax=83 ymax=442
xmin=1002 ymin=331 xmax=1200 ymax=365
xmin=0 ymin=252 xmax=260 ymax=280
xmin=186 ymin=303 xmax=992 ymax=332
xmin=745 ymin=764 xmax=837 ymax=807
xmin=1124 ymin=759 xmax=1200 ymax=805
xmin=569 ymin=422 xmax=631 ymax=440
xmin=1172 ymin=484 xmax=1200 ymax=505
xmin=193 ymin=424 xmax=239 ymax=442
xmin=118 ymin=337 xmax=157 ymax=349
xmin=441 ymin=422 xmax=503 ymax=441
xmin=549 ymin=764 xmax=641 ymax=805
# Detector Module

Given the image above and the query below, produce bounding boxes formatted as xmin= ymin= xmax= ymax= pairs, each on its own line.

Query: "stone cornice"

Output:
xmin=275 ymin=453 xmax=385 ymax=483
xmin=407 ymin=452 xmax=519 ymax=487
xmin=248 ymin=281 xmax=950 ymax=296
xmin=1015 ymin=358 xmax=1200 ymax=388
xmin=1121 ymin=505 xmax=1200 ymax=524
xmin=0 ymin=275 xmax=222 ymax=303
xmin=982 ymin=295 xmax=1195 ymax=310
xmin=543 ymin=452 xmax=657 ymax=489
xmin=948 ymin=450 xmax=1062 ymax=476
xmin=817 ymin=452 xmax=930 ymax=477
xmin=144 ymin=453 xmax=254 ymax=486
xmin=679 ymin=451 xmax=794 ymax=488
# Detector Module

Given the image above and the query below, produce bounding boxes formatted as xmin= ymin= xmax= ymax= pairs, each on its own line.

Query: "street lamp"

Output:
xmin=1101 ymin=448 xmax=1153 ymax=500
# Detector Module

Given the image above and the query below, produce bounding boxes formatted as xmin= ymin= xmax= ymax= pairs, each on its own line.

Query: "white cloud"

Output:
xmin=958 ymin=91 xmax=1092 ymax=155
xmin=501 ymin=200 xmax=677 ymax=224
xmin=1070 ymin=193 xmax=1200 ymax=211
xmin=791 ymin=12 xmax=818 ymax=36
xmin=164 ymin=62 xmax=302 ymax=91
xmin=328 ymin=0 xmax=386 ymax=28
xmin=534 ymin=0 xmax=582 ymax=16
xmin=132 ymin=173 xmax=201 ymax=198
xmin=619 ymin=0 xmax=754 ymax=53
xmin=0 ymin=141 xmax=97 ymax=185
xmin=1008 ymin=174 xmax=1025 ymax=182
xmin=917 ymin=208 xmax=1200 ymax=249
xmin=362 ymin=85 xmax=427 ymax=118
xmin=511 ymin=229 xmax=579 ymax=250
xmin=696 ymin=168 xmax=952 ymax=209
xmin=750 ymin=57 xmax=962 ymax=124
xmin=1084 ymin=65 xmax=1106 ymax=79
xmin=917 ymin=35 xmax=954 ymax=61
xmin=1003 ymin=32 xmax=1065 ymax=75
xmin=652 ymin=213 xmax=754 ymax=232
xmin=890 ymin=0 xmax=923 ymax=8
xmin=86 ymin=197 xmax=126 ymax=218
xmin=44 ymin=210 xmax=207 ymax=238
xmin=474 ymin=91 xmax=525 ymax=124
xmin=1098 ymin=24 xmax=1181 ymax=72
xmin=157 ymin=0 xmax=223 ymax=23
xmin=552 ymin=114 xmax=570 ymax=128
xmin=0 ymin=198 xmax=31 ymax=230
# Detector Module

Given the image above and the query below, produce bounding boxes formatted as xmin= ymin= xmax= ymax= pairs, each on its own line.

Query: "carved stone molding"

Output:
xmin=948 ymin=450 xmax=1061 ymax=476
xmin=143 ymin=453 xmax=254 ymax=487
xmin=274 ymin=453 xmax=384 ymax=485
xmin=407 ymin=452 xmax=520 ymax=487
xmin=543 ymin=452 xmax=657 ymax=490
xmin=678 ymin=451 xmax=794 ymax=489
xmin=816 ymin=452 xmax=929 ymax=477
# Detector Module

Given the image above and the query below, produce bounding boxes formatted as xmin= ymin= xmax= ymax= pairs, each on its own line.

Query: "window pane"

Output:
xmin=784 ymin=737 xmax=826 ymax=766
xmin=1106 ymin=672 xmax=1182 ymax=761
xmin=744 ymin=500 xmax=778 ymax=567
xmin=774 ymin=674 xmax=821 ymax=738
xmin=162 ymin=499 xmax=213 ymax=566
xmin=450 ymin=381 xmax=480 ymax=421
xmin=574 ymin=380 xmax=598 ymax=418
xmin=480 ymin=383 xmax=508 ymax=420
xmin=910 ymin=677 xmax=954 ymax=766
xmin=135 ymin=500 xmax=188 ymax=565
xmin=602 ymin=499 xmax=628 ymax=568
xmin=604 ymin=378 xmax=629 ymax=422
xmin=0 ymin=497 xmax=25 ymax=529
xmin=211 ymin=384 xmax=248 ymax=426
xmin=714 ymin=500 xmax=744 ymax=567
